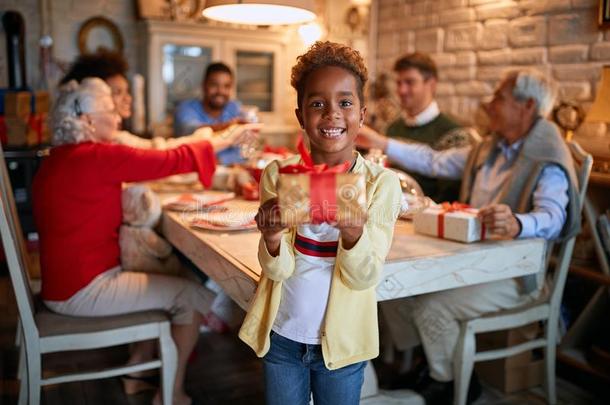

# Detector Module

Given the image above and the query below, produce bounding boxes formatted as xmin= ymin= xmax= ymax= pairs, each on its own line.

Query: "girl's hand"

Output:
xmin=255 ymin=198 xmax=287 ymax=256
xmin=335 ymin=212 xmax=368 ymax=250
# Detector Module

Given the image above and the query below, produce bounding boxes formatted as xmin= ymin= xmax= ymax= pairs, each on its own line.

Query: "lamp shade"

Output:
xmin=202 ymin=0 xmax=316 ymax=25
xmin=586 ymin=65 xmax=610 ymax=123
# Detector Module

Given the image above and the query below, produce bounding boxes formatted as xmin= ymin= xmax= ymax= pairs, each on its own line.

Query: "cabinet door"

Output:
xmin=223 ymin=41 xmax=284 ymax=122
xmin=235 ymin=50 xmax=274 ymax=112
xmin=162 ymin=44 xmax=213 ymax=114
xmin=147 ymin=33 xmax=220 ymax=124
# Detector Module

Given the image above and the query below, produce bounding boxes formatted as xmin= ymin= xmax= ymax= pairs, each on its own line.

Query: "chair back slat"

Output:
xmin=547 ymin=141 xmax=593 ymax=309
xmin=0 ymin=145 xmax=38 ymax=337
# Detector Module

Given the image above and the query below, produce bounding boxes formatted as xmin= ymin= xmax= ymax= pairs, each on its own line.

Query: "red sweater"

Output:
xmin=33 ymin=141 xmax=216 ymax=301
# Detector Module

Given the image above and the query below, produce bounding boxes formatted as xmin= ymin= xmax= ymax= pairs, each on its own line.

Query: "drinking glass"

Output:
xmin=239 ymin=105 xmax=261 ymax=159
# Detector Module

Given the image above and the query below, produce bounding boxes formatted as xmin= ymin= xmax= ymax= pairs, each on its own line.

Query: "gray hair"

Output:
xmin=505 ymin=69 xmax=557 ymax=117
xmin=51 ymin=77 xmax=112 ymax=145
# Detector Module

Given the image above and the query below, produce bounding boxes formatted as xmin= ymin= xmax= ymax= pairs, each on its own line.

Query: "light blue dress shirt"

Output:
xmin=386 ymin=138 xmax=569 ymax=240
xmin=174 ymin=98 xmax=242 ymax=135
xmin=173 ymin=98 xmax=242 ymax=164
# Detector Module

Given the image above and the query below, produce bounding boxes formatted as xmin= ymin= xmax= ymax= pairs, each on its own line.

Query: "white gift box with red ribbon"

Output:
xmin=413 ymin=202 xmax=486 ymax=243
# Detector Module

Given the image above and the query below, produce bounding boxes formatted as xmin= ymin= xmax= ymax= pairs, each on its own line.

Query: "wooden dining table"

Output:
xmin=160 ymin=196 xmax=546 ymax=310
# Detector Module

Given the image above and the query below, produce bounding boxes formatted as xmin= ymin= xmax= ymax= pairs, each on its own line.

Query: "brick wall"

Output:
xmin=374 ymin=0 xmax=607 ymax=129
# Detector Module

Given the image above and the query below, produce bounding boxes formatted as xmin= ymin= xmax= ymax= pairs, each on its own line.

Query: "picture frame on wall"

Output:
xmin=78 ymin=16 xmax=124 ymax=55
xmin=600 ymin=0 xmax=610 ymax=28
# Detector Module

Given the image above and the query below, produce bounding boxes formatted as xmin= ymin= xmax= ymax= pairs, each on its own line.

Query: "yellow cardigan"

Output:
xmin=238 ymin=152 xmax=402 ymax=370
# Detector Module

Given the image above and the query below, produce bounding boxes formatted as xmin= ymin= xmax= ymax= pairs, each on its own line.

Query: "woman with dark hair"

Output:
xmin=61 ymin=50 xmax=133 ymax=125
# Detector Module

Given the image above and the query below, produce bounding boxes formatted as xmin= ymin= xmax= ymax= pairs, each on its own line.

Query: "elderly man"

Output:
xmin=357 ymin=70 xmax=580 ymax=405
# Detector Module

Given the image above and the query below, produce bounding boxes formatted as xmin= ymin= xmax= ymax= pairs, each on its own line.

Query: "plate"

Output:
xmin=164 ymin=192 xmax=235 ymax=211
xmin=189 ymin=205 xmax=258 ymax=231
xmin=190 ymin=218 xmax=257 ymax=232
xmin=149 ymin=182 xmax=204 ymax=193
xmin=149 ymin=173 xmax=203 ymax=193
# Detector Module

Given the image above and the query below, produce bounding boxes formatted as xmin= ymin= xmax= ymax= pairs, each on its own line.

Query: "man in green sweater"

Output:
xmin=364 ymin=52 xmax=472 ymax=202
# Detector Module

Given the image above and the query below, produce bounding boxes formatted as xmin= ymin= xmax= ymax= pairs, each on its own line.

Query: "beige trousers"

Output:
xmin=45 ymin=266 xmax=214 ymax=325
xmin=380 ymin=278 xmax=539 ymax=382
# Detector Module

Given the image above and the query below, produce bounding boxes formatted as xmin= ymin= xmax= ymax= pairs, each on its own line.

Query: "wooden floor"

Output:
xmin=0 ymin=330 xmax=265 ymax=405
xmin=1 ymin=328 xmax=606 ymax=405
xmin=0 ymin=272 xmax=606 ymax=405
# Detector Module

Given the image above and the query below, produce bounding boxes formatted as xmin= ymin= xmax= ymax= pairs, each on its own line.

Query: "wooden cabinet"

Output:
xmin=558 ymin=171 xmax=610 ymax=381
xmin=140 ymin=20 xmax=294 ymax=130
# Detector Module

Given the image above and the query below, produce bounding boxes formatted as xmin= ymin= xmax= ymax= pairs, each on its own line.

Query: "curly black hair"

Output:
xmin=204 ymin=62 xmax=233 ymax=82
xmin=60 ymin=49 xmax=128 ymax=84
xmin=291 ymin=41 xmax=368 ymax=109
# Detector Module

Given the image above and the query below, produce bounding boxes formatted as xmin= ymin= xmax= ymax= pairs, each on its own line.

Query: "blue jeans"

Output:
xmin=263 ymin=331 xmax=365 ymax=405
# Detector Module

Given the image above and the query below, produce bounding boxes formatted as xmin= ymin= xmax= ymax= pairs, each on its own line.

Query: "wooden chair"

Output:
xmin=0 ymin=145 xmax=178 ymax=405
xmin=453 ymin=141 xmax=593 ymax=405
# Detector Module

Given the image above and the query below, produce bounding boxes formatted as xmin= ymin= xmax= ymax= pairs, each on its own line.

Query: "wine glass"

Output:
xmin=239 ymin=105 xmax=261 ymax=159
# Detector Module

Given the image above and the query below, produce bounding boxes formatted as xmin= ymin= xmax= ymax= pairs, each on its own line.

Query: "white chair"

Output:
xmin=0 ymin=145 xmax=178 ymax=405
xmin=453 ymin=141 xmax=593 ymax=405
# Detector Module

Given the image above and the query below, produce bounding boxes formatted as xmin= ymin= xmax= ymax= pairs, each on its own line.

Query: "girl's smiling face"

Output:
xmin=296 ymin=66 xmax=366 ymax=166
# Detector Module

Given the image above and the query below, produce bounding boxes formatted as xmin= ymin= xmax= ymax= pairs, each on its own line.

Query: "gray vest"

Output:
xmin=459 ymin=119 xmax=581 ymax=293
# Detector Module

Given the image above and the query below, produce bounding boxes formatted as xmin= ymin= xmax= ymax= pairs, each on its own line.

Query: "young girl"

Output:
xmin=238 ymin=41 xmax=402 ymax=404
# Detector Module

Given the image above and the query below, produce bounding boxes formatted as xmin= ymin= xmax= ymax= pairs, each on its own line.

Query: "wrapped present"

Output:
xmin=414 ymin=202 xmax=486 ymax=243
xmin=278 ymin=172 xmax=366 ymax=226
xmin=27 ymin=113 xmax=49 ymax=145
xmin=277 ymin=137 xmax=366 ymax=226
xmin=4 ymin=91 xmax=31 ymax=120
xmin=4 ymin=113 xmax=48 ymax=147
xmin=34 ymin=91 xmax=50 ymax=114
xmin=5 ymin=117 xmax=28 ymax=146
